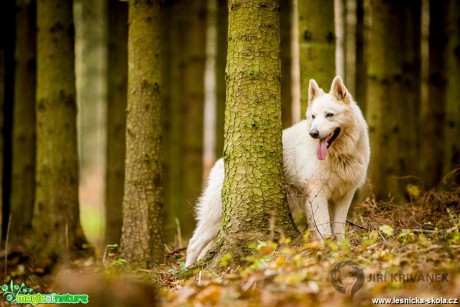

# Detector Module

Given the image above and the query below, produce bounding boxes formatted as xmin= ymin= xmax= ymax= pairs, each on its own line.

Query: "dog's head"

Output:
xmin=306 ymin=76 xmax=354 ymax=160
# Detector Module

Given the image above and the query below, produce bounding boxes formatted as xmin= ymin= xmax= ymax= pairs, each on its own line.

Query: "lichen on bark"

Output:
xmin=204 ymin=0 xmax=299 ymax=269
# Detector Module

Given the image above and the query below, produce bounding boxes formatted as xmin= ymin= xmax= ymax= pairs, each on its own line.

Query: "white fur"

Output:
xmin=186 ymin=76 xmax=370 ymax=267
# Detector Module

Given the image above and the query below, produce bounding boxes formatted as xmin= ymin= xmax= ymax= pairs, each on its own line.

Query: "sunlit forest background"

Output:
xmin=0 ymin=0 xmax=459 ymax=305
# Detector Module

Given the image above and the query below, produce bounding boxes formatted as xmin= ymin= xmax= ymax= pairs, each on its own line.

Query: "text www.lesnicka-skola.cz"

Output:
xmin=372 ymin=297 xmax=458 ymax=304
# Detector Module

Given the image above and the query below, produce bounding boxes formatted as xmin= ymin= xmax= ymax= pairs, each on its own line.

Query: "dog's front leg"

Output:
xmin=331 ymin=191 xmax=355 ymax=239
xmin=305 ymin=191 xmax=332 ymax=240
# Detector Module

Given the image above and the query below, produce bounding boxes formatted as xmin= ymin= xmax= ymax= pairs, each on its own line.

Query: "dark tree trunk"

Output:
xmin=105 ymin=0 xmax=127 ymax=246
xmin=33 ymin=0 xmax=90 ymax=268
xmin=10 ymin=0 xmax=36 ymax=247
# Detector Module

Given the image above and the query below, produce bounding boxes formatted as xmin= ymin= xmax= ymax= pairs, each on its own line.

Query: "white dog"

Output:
xmin=186 ymin=76 xmax=370 ymax=266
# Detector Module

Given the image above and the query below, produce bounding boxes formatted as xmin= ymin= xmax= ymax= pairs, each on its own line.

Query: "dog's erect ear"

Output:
xmin=330 ymin=76 xmax=350 ymax=103
xmin=308 ymin=79 xmax=323 ymax=108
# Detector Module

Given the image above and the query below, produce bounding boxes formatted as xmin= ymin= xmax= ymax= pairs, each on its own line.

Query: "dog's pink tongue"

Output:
xmin=316 ymin=138 xmax=328 ymax=160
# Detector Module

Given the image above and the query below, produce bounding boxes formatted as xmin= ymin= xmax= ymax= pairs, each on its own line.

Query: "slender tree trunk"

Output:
xmin=215 ymin=0 xmax=228 ymax=157
xmin=344 ymin=0 xmax=356 ymax=96
xmin=354 ymin=0 xmax=366 ymax=110
xmin=181 ymin=0 xmax=207 ymax=236
xmin=280 ymin=0 xmax=292 ymax=128
xmin=120 ymin=0 xmax=164 ymax=268
xmin=105 ymin=0 xmax=127 ymax=246
xmin=0 ymin=0 xmax=6 ymax=240
xmin=33 ymin=0 xmax=89 ymax=268
xmin=298 ymin=0 xmax=335 ymax=116
xmin=161 ymin=0 xmax=176 ymax=244
xmin=420 ymin=0 xmax=448 ymax=188
xmin=402 ymin=0 xmax=421 ymax=180
xmin=0 ymin=0 xmax=15 ymax=241
xmin=164 ymin=0 xmax=185 ymax=244
xmin=444 ymin=0 xmax=460 ymax=184
xmin=205 ymin=0 xmax=299 ymax=269
xmin=10 ymin=0 xmax=36 ymax=246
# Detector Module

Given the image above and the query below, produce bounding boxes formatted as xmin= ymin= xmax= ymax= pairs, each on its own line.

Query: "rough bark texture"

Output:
xmin=366 ymin=0 xmax=419 ymax=200
xmin=280 ymin=0 xmax=292 ymax=128
xmin=298 ymin=0 xmax=335 ymax=116
xmin=10 ymin=0 xmax=36 ymax=246
xmin=105 ymin=0 xmax=127 ymax=246
xmin=33 ymin=0 xmax=89 ymax=267
xmin=120 ymin=0 xmax=164 ymax=268
xmin=206 ymin=0 xmax=299 ymax=268
xmin=444 ymin=0 xmax=460 ymax=184
xmin=420 ymin=0 xmax=448 ymax=188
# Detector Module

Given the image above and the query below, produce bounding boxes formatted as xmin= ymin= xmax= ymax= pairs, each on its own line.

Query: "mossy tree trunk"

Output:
xmin=33 ymin=0 xmax=89 ymax=268
xmin=443 ymin=0 xmax=459 ymax=185
xmin=120 ymin=0 xmax=164 ymax=268
xmin=420 ymin=0 xmax=448 ymax=188
xmin=10 ymin=0 xmax=36 ymax=247
xmin=298 ymin=0 xmax=335 ymax=116
xmin=366 ymin=0 xmax=420 ymax=200
xmin=205 ymin=0 xmax=299 ymax=269
xmin=105 ymin=0 xmax=127 ymax=246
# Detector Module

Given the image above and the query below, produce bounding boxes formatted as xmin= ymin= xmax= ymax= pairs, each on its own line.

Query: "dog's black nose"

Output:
xmin=309 ymin=129 xmax=319 ymax=139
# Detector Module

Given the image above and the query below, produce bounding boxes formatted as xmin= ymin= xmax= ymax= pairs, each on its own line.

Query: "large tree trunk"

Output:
xmin=120 ymin=0 xmax=164 ymax=268
xmin=33 ymin=0 xmax=89 ymax=268
xmin=298 ymin=0 xmax=335 ymax=116
xmin=444 ymin=0 xmax=460 ymax=185
xmin=420 ymin=0 xmax=448 ymax=188
xmin=205 ymin=0 xmax=299 ymax=268
xmin=105 ymin=0 xmax=127 ymax=246
xmin=10 ymin=0 xmax=36 ymax=247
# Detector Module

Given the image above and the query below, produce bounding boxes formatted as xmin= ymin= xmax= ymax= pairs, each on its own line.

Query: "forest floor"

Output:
xmin=1 ymin=185 xmax=460 ymax=306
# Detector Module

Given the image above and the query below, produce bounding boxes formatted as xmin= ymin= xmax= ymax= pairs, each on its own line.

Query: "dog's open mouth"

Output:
xmin=316 ymin=128 xmax=341 ymax=160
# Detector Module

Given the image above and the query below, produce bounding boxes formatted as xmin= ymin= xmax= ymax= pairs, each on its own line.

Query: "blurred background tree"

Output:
xmin=32 ymin=0 xmax=90 ymax=268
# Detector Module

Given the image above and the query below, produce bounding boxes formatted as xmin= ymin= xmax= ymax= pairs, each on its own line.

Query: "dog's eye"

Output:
xmin=312 ymin=114 xmax=316 ymax=119
xmin=326 ymin=112 xmax=334 ymax=118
